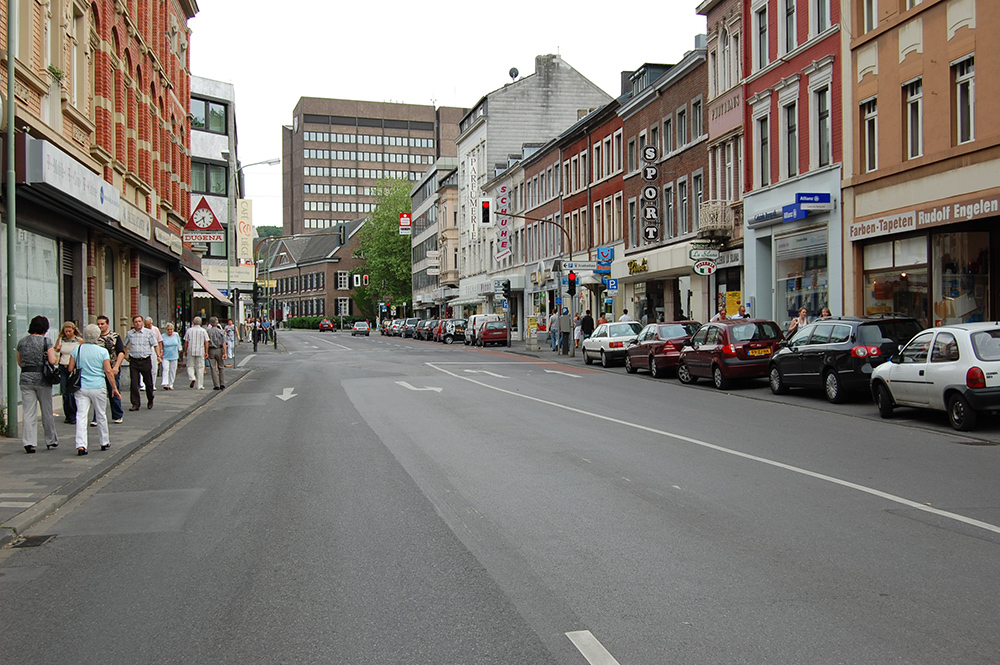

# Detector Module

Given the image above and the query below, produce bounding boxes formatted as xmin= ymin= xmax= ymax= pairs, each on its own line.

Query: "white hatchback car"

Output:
xmin=581 ymin=321 xmax=643 ymax=367
xmin=870 ymin=323 xmax=1000 ymax=431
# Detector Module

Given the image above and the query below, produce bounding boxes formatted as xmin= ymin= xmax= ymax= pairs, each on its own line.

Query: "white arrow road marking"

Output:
xmin=566 ymin=631 xmax=621 ymax=665
xmin=544 ymin=369 xmax=581 ymax=378
xmin=463 ymin=369 xmax=508 ymax=378
xmin=276 ymin=387 xmax=297 ymax=401
xmin=395 ymin=381 xmax=443 ymax=392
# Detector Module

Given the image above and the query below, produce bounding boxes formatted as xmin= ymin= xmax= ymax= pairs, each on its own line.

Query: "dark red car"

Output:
xmin=624 ymin=321 xmax=701 ymax=378
xmin=677 ymin=319 xmax=784 ymax=389
xmin=477 ymin=321 xmax=509 ymax=347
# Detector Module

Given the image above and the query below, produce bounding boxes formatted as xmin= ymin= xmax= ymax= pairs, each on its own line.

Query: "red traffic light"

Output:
xmin=567 ymin=271 xmax=577 ymax=295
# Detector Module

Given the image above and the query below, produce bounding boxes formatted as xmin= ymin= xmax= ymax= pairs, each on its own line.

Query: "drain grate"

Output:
xmin=13 ymin=535 xmax=55 ymax=548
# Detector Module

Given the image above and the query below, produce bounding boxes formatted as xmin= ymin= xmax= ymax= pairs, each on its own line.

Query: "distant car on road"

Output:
xmin=871 ymin=322 xmax=1000 ymax=431
xmin=351 ymin=322 xmax=370 ymax=336
xmin=582 ymin=321 xmax=643 ymax=367
xmin=478 ymin=321 xmax=508 ymax=347
xmin=441 ymin=319 xmax=467 ymax=345
xmin=318 ymin=318 xmax=334 ymax=332
xmin=402 ymin=318 xmax=419 ymax=338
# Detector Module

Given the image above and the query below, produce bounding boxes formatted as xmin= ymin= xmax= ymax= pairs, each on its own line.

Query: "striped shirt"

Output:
xmin=125 ymin=327 xmax=159 ymax=359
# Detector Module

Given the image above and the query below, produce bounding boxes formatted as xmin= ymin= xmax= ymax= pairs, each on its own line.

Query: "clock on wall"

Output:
xmin=192 ymin=208 xmax=215 ymax=228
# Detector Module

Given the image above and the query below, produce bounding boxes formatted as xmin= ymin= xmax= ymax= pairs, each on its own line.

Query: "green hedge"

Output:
xmin=286 ymin=315 xmax=365 ymax=330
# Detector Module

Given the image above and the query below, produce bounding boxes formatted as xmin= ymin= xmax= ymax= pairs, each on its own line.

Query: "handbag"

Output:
xmin=40 ymin=339 xmax=61 ymax=385
xmin=66 ymin=348 xmax=82 ymax=393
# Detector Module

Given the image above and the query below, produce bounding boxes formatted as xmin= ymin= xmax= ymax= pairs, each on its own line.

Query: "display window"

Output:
xmin=776 ymin=230 xmax=828 ymax=324
xmin=863 ymin=235 xmax=928 ymax=325
xmin=932 ymin=232 xmax=988 ymax=326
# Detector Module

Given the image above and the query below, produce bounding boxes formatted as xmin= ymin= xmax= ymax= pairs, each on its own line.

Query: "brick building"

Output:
xmin=616 ymin=40 xmax=711 ymax=323
xmin=742 ymin=0 xmax=844 ymax=326
xmin=2 ymin=0 xmax=198 ymax=394
xmin=842 ymin=0 xmax=998 ymax=327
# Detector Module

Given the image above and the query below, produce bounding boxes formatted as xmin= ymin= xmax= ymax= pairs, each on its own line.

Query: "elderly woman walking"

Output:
xmin=160 ymin=322 xmax=181 ymax=390
xmin=16 ymin=315 xmax=59 ymax=453
xmin=68 ymin=324 xmax=120 ymax=455
xmin=54 ymin=320 xmax=83 ymax=424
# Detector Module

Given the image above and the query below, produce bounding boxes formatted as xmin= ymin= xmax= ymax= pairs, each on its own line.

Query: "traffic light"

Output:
xmin=478 ymin=197 xmax=492 ymax=226
xmin=567 ymin=271 xmax=577 ymax=296
xmin=502 ymin=279 xmax=511 ymax=299
xmin=252 ymin=282 xmax=261 ymax=304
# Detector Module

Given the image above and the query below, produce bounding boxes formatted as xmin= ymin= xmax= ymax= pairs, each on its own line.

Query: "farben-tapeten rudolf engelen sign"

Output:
xmin=849 ymin=190 xmax=1000 ymax=242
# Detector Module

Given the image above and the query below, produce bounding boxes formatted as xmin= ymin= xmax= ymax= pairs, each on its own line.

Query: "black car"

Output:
xmin=768 ymin=315 xmax=923 ymax=403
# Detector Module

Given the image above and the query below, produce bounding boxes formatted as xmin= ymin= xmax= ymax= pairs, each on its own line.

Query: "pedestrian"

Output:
xmin=261 ymin=316 xmax=272 ymax=342
xmin=819 ymin=306 xmax=832 ymax=318
xmin=618 ymin=308 xmax=633 ymax=322
xmin=548 ymin=308 xmax=560 ymax=352
xmin=142 ymin=317 xmax=163 ymax=392
xmin=160 ymin=322 xmax=181 ymax=390
xmin=597 ymin=311 xmax=608 ymax=326
xmin=581 ymin=310 xmax=595 ymax=340
xmin=16 ymin=315 xmax=59 ymax=453
xmin=184 ymin=316 xmax=209 ymax=390
xmin=67 ymin=324 xmax=120 ymax=455
xmin=788 ymin=307 xmax=810 ymax=336
xmin=95 ymin=315 xmax=125 ymax=425
xmin=732 ymin=305 xmax=749 ymax=319
xmin=207 ymin=316 xmax=227 ymax=390
xmin=54 ymin=320 xmax=83 ymax=424
xmin=224 ymin=318 xmax=237 ymax=367
xmin=124 ymin=315 xmax=158 ymax=411
xmin=710 ymin=304 xmax=729 ymax=322
xmin=573 ymin=313 xmax=582 ymax=349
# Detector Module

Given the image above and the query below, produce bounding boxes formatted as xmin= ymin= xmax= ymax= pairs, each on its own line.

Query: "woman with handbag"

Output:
xmin=67 ymin=323 xmax=120 ymax=455
xmin=55 ymin=321 xmax=83 ymax=424
xmin=15 ymin=315 xmax=59 ymax=453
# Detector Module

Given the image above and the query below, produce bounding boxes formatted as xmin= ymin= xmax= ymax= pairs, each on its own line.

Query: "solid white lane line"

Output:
xmin=314 ymin=338 xmax=352 ymax=350
xmin=428 ymin=362 xmax=1000 ymax=536
xmin=237 ymin=355 xmax=254 ymax=367
xmin=566 ymin=630 xmax=622 ymax=665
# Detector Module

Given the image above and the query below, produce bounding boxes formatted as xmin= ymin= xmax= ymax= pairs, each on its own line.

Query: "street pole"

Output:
xmin=5 ymin=0 xmax=19 ymax=436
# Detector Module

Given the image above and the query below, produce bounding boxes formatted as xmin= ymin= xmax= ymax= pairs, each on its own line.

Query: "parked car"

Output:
xmin=582 ymin=321 xmax=643 ymax=367
xmin=419 ymin=319 xmax=438 ymax=341
xmin=768 ymin=315 xmax=922 ymax=403
xmin=478 ymin=321 xmax=509 ymax=347
xmin=351 ymin=321 xmax=370 ymax=336
xmin=677 ymin=319 xmax=784 ymax=389
xmin=389 ymin=319 xmax=404 ymax=336
xmin=871 ymin=323 xmax=1000 ymax=431
xmin=401 ymin=318 xmax=419 ymax=338
xmin=624 ymin=321 xmax=701 ymax=378
xmin=318 ymin=318 xmax=334 ymax=332
xmin=441 ymin=318 xmax=467 ymax=344
xmin=465 ymin=314 xmax=500 ymax=345
xmin=432 ymin=319 xmax=450 ymax=342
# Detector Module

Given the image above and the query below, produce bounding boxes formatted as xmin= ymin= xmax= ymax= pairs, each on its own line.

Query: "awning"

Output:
xmin=184 ymin=266 xmax=234 ymax=307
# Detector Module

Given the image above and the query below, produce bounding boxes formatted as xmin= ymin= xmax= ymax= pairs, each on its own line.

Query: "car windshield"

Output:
xmin=658 ymin=323 xmax=698 ymax=338
xmin=355 ymin=323 xmax=368 ymax=328
xmin=858 ymin=320 xmax=922 ymax=346
xmin=971 ymin=329 xmax=1000 ymax=361
xmin=729 ymin=321 xmax=782 ymax=342
xmin=609 ymin=322 xmax=642 ymax=337
xmin=485 ymin=322 xmax=505 ymax=330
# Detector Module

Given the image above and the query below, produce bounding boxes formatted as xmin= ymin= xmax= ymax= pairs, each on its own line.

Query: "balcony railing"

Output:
xmin=697 ymin=200 xmax=735 ymax=238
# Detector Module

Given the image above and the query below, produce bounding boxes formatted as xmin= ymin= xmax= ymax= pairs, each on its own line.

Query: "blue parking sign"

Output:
xmin=606 ymin=278 xmax=618 ymax=291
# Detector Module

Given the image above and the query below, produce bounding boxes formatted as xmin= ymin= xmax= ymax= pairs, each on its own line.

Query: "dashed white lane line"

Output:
xmin=566 ymin=630 xmax=621 ymax=665
xmin=428 ymin=361 xmax=1000 ymax=536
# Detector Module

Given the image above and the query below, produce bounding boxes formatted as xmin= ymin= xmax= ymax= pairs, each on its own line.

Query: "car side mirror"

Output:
xmin=890 ymin=354 xmax=902 ymax=364
xmin=777 ymin=340 xmax=788 ymax=349
xmin=627 ymin=337 xmax=638 ymax=346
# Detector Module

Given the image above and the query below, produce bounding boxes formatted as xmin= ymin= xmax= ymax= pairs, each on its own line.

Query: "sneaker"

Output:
xmin=112 ymin=418 xmax=123 ymax=424
xmin=90 ymin=422 xmax=97 ymax=427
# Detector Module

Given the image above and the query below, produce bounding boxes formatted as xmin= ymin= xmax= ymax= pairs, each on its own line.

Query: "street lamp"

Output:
xmin=221 ymin=153 xmax=279 ymax=324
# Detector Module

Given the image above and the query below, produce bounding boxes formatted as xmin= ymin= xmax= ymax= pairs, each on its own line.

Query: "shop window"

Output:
xmin=776 ymin=230 xmax=829 ymax=324
xmin=933 ymin=232 xmax=988 ymax=325
xmin=865 ymin=268 xmax=928 ymax=325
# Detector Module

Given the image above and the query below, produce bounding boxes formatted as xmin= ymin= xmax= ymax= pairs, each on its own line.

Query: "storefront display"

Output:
xmin=932 ymin=232 xmax=988 ymax=326
xmin=776 ymin=230 xmax=829 ymax=323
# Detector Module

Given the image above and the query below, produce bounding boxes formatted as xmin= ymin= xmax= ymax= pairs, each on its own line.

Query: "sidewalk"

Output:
xmin=0 ymin=363 xmax=251 ymax=547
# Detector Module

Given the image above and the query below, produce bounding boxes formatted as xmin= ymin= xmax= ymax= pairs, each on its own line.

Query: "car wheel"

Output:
xmin=625 ymin=354 xmax=637 ymax=374
xmin=601 ymin=350 xmax=611 ymax=368
xmin=584 ymin=349 xmax=594 ymax=365
xmin=824 ymin=370 xmax=846 ymax=404
xmin=677 ymin=361 xmax=696 ymax=384
xmin=712 ymin=365 xmax=729 ymax=390
xmin=649 ymin=357 xmax=661 ymax=379
xmin=875 ymin=383 xmax=894 ymax=419
xmin=443 ymin=335 xmax=453 ymax=345
xmin=947 ymin=393 xmax=978 ymax=431
xmin=769 ymin=365 xmax=789 ymax=395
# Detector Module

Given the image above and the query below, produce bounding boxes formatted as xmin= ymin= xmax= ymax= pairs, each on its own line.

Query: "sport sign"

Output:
xmin=692 ymin=260 xmax=717 ymax=276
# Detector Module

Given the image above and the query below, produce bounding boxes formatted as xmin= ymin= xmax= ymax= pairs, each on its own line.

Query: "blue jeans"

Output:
xmin=551 ymin=331 xmax=559 ymax=350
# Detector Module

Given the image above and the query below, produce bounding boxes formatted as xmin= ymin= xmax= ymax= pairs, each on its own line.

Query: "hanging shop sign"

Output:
xmin=183 ymin=197 xmax=224 ymax=243
xmin=627 ymin=258 xmax=649 ymax=275
xmin=692 ymin=260 xmax=717 ymax=276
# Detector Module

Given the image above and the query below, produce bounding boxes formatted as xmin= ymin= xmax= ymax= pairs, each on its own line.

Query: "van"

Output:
xmin=465 ymin=314 xmax=500 ymax=345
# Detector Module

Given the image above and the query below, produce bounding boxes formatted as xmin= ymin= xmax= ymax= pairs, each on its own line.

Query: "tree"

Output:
xmin=356 ymin=179 xmax=412 ymax=317
xmin=256 ymin=225 xmax=282 ymax=238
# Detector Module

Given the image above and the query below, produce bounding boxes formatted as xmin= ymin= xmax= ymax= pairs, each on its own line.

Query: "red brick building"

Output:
xmin=741 ymin=0 xmax=844 ymax=325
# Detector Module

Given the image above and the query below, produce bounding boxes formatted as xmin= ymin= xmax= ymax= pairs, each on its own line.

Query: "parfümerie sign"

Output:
xmin=850 ymin=194 xmax=1000 ymax=241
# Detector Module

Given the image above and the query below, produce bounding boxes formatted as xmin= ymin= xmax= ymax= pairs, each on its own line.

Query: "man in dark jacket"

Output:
xmin=580 ymin=310 xmax=595 ymax=340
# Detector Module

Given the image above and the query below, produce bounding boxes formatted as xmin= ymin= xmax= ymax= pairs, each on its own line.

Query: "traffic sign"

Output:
xmin=606 ymin=277 xmax=619 ymax=295
xmin=562 ymin=261 xmax=598 ymax=270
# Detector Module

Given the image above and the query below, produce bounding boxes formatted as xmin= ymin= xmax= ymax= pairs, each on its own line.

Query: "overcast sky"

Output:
xmin=188 ymin=0 xmax=707 ymax=228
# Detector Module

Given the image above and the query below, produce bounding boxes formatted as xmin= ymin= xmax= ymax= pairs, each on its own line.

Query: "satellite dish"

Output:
xmin=509 ymin=67 xmax=519 ymax=81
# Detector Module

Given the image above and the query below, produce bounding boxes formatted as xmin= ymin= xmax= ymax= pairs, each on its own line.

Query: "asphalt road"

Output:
xmin=1 ymin=329 xmax=998 ymax=664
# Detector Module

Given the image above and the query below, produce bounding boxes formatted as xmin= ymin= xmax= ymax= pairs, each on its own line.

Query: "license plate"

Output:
xmin=747 ymin=348 xmax=771 ymax=356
